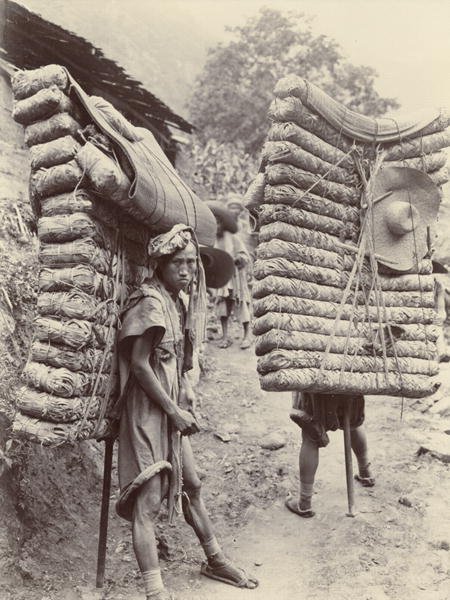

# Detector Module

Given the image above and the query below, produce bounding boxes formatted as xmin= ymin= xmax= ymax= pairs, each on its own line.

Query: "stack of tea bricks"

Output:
xmin=11 ymin=65 xmax=148 ymax=444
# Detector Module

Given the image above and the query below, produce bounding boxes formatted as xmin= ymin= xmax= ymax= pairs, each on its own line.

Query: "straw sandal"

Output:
xmin=354 ymin=474 xmax=375 ymax=487
xmin=201 ymin=560 xmax=258 ymax=589
xmin=218 ymin=337 xmax=232 ymax=348
xmin=285 ymin=495 xmax=315 ymax=518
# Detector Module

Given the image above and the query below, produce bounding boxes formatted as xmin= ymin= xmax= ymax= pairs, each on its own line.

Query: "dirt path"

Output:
xmin=6 ymin=337 xmax=449 ymax=600
xmin=164 ymin=341 xmax=450 ymax=600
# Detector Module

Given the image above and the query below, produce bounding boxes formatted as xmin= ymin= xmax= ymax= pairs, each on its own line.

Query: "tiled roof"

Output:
xmin=1 ymin=0 xmax=193 ymax=153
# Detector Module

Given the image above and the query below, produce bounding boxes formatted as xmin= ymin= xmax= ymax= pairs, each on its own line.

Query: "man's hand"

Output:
xmin=170 ymin=407 xmax=200 ymax=436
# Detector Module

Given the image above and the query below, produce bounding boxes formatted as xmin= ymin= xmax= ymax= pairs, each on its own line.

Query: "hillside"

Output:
xmin=19 ymin=0 xmax=217 ymax=119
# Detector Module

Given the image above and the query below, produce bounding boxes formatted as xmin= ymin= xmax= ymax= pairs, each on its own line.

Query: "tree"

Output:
xmin=189 ymin=8 xmax=399 ymax=154
xmin=177 ymin=136 xmax=258 ymax=201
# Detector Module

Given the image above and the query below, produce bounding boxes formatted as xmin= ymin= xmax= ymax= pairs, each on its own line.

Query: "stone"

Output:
xmin=430 ymin=396 xmax=450 ymax=417
xmin=398 ymin=496 xmax=412 ymax=507
xmin=417 ymin=432 xmax=450 ymax=463
xmin=214 ymin=431 xmax=232 ymax=443
xmin=260 ymin=433 xmax=286 ymax=451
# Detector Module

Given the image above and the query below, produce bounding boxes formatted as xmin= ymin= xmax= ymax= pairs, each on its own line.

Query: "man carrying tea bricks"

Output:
xmin=208 ymin=201 xmax=253 ymax=349
xmin=116 ymin=224 xmax=258 ymax=599
xmin=284 ymin=167 xmax=443 ymax=517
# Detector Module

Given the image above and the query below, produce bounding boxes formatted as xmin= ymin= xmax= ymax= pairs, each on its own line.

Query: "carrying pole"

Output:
xmin=96 ymin=437 xmax=114 ymax=588
xmin=342 ymin=405 xmax=356 ymax=517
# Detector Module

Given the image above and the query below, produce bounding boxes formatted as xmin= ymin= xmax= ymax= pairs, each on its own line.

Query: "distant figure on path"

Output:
xmin=208 ymin=201 xmax=253 ymax=350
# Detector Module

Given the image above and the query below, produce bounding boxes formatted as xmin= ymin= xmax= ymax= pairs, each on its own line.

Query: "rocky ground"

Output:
xmin=1 ymin=327 xmax=450 ymax=600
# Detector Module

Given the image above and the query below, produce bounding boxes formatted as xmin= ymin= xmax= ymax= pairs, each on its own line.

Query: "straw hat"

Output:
xmin=368 ymin=166 xmax=440 ymax=272
xmin=199 ymin=246 xmax=235 ymax=288
xmin=206 ymin=201 xmax=238 ymax=233
xmin=432 ymin=260 xmax=449 ymax=274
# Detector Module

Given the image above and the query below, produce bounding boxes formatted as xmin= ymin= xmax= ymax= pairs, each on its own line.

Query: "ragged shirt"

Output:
xmin=116 ymin=277 xmax=192 ymax=522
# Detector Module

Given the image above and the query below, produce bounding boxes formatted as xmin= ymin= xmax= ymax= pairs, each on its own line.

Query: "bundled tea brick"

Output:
xmin=262 ymin=141 xmax=356 ymax=185
xmin=39 ymin=239 xmax=111 ymax=272
xmin=12 ymin=86 xmax=74 ymax=125
xmin=253 ymin=275 xmax=436 ymax=308
xmin=74 ymin=141 xmax=133 ymax=213
xmin=31 ymin=341 xmax=110 ymax=373
xmin=12 ymin=413 xmax=105 ymax=445
xmin=30 ymin=161 xmax=83 ymax=200
xmin=254 ymin=330 xmax=436 ymax=360
xmin=38 ymin=265 xmax=114 ymax=298
xmin=16 ymin=387 xmax=101 ymax=423
xmin=265 ymin=163 xmax=360 ymax=205
xmin=257 ymin=350 xmax=439 ymax=377
xmin=253 ymin=312 xmax=438 ymax=343
xmin=22 ymin=362 xmax=109 ymax=398
xmin=12 ymin=64 xmax=69 ymax=100
xmin=263 ymin=185 xmax=360 ymax=223
xmin=253 ymin=294 xmax=436 ymax=325
xmin=37 ymin=291 xmax=110 ymax=322
xmin=40 ymin=190 xmax=120 ymax=232
xmin=30 ymin=135 xmax=82 ymax=170
xmin=259 ymin=369 xmax=439 ymax=397
xmin=37 ymin=213 xmax=109 ymax=244
xmin=24 ymin=113 xmax=81 ymax=147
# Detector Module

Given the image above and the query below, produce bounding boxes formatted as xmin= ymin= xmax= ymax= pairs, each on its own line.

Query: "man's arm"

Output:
xmin=130 ymin=331 xmax=199 ymax=435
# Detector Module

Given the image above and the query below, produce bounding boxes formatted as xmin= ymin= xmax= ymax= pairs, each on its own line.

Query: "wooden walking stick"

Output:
xmin=342 ymin=403 xmax=356 ymax=517
xmin=96 ymin=436 xmax=115 ymax=588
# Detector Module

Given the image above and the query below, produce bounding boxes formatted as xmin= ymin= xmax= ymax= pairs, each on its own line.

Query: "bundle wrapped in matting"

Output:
xmin=247 ymin=74 xmax=450 ymax=398
xmin=10 ymin=64 xmax=156 ymax=445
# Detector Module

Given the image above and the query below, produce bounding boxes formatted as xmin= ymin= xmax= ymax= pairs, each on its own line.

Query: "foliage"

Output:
xmin=189 ymin=7 xmax=399 ymax=154
xmin=177 ymin=136 xmax=258 ymax=202
xmin=0 ymin=199 xmax=38 ymax=423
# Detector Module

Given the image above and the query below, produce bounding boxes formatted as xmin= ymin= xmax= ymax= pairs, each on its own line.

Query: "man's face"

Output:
xmin=160 ymin=242 xmax=197 ymax=293
xmin=227 ymin=203 xmax=242 ymax=218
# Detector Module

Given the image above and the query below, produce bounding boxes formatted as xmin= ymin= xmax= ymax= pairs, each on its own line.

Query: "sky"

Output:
xmin=20 ymin=0 xmax=450 ymax=113
xmin=173 ymin=0 xmax=450 ymax=112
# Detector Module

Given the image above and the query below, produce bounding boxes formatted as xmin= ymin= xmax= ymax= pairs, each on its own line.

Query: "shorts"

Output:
xmin=216 ymin=296 xmax=251 ymax=324
xmin=292 ymin=391 xmax=365 ymax=438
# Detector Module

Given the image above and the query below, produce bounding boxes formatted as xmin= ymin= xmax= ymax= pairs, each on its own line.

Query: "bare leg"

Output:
xmin=286 ymin=431 xmax=318 ymax=517
xmin=240 ymin=321 xmax=251 ymax=349
xmin=218 ymin=298 xmax=233 ymax=348
xmin=299 ymin=432 xmax=319 ymax=510
xmin=218 ymin=316 xmax=230 ymax=347
xmin=181 ymin=437 xmax=215 ymax=543
xmin=132 ymin=475 xmax=172 ymax=598
xmin=132 ymin=475 xmax=162 ymax=571
xmin=181 ymin=438 xmax=258 ymax=589
xmin=351 ymin=425 xmax=375 ymax=485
